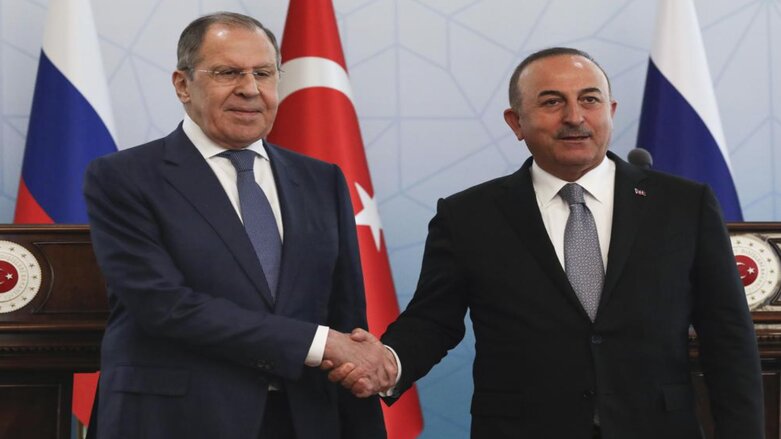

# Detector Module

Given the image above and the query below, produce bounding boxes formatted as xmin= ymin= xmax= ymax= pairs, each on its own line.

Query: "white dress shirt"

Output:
xmin=183 ymin=115 xmax=329 ymax=367
xmin=530 ymin=157 xmax=615 ymax=271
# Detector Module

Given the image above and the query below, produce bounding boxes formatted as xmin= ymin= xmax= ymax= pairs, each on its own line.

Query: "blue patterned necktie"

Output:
xmin=559 ymin=183 xmax=604 ymax=321
xmin=220 ymin=149 xmax=282 ymax=298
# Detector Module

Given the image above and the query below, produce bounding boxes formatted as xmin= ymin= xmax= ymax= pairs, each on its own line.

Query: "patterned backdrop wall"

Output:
xmin=1 ymin=0 xmax=779 ymax=437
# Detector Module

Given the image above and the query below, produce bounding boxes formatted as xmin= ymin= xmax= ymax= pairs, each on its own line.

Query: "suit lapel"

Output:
xmin=265 ymin=143 xmax=307 ymax=310
xmin=161 ymin=127 xmax=275 ymax=307
xmin=497 ymin=153 xmax=650 ymax=321
xmin=600 ymin=151 xmax=649 ymax=308
xmin=496 ymin=160 xmax=589 ymax=318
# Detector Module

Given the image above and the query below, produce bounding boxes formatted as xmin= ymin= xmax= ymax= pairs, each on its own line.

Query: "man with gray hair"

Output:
xmin=84 ymin=12 xmax=389 ymax=438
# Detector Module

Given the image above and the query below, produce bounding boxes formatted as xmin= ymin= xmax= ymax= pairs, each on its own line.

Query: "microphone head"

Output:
xmin=628 ymin=147 xmax=653 ymax=169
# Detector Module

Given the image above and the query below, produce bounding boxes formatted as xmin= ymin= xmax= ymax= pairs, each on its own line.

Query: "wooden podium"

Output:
xmin=0 ymin=225 xmax=107 ymax=439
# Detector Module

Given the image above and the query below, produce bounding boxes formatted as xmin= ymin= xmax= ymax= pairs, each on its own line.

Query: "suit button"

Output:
xmin=256 ymin=360 xmax=271 ymax=370
xmin=583 ymin=390 xmax=595 ymax=399
xmin=591 ymin=335 xmax=603 ymax=345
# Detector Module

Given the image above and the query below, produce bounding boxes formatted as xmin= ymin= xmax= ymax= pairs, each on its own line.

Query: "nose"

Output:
xmin=234 ymin=72 xmax=260 ymax=97
xmin=562 ymin=103 xmax=584 ymax=125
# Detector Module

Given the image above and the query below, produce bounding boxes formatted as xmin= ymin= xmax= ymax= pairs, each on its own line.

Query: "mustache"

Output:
xmin=556 ymin=127 xmax=592 ymax=138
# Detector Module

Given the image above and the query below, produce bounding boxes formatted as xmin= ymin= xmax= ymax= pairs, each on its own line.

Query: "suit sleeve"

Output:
xmin=381 ymin=197 xmax=469 ymax=402
xmin=327 ymin=166 xmax=387 ymax=438
xmin=690 ymin=186 xmax=764 ymax=438
xmin=84 ymin=155 xmax=316 ymax=380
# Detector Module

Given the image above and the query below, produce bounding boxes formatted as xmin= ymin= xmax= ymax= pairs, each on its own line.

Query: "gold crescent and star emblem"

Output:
xmin=0 ymin=240 xmax=42 ymax=313
xmin=730 ymin=234 xmax=781 ymax=310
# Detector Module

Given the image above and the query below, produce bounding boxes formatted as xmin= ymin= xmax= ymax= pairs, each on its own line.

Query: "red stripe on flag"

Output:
xmin=279 ymin=0 xmax=346 ymax=70
xmin=270 ymin=89 xmax=371 ymax=201
xmin=14 ymin=178 xmax=54 ymax=224
xmin=73 ymin=372 xmax=100 ymax=425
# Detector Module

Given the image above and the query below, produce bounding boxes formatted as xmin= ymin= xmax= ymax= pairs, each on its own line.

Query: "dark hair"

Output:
xmin=176 ymin=11 xmax=280 ymax=76
xmin=508 ymin=47 xmax=611 ymax=111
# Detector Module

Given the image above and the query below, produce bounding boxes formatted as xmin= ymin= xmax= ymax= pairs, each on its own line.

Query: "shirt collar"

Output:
xmin=182 ymin=113 xmax=270 ymax=161
xmin=531 ymin=155 xmax=615 ymax=208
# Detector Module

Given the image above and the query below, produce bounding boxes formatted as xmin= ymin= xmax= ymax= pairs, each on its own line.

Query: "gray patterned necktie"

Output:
xmin=559 ymin=183 xmax=604 ymax=321
xmin=220 ymin=149 xmax=282 ymax=298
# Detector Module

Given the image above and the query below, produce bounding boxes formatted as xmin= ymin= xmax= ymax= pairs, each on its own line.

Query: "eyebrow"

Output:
xmin=537 ymin=87 xmax=605 ymax=99
xmin=579 ymin=87 xmax=604 ymax=95
xmin=213 ymin=62 xmax=277 ymax=70
xmin=537 ymin=90 xmax=564 ymax=99
xmin=254 ymin=62 xmax=277 ymax=69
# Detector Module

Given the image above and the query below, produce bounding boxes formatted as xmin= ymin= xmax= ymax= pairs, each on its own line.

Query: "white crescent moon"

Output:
xmin=736 ymin=261 xmax=747 ymax=279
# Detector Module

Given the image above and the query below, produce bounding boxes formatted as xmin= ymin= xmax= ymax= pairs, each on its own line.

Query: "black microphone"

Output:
xmin=627 ymin=147 xmax=653 ymax=169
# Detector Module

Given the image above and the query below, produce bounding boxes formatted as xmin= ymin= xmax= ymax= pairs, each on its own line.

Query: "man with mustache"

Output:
xmin=83 ymin=12 xmax=389 ymax=438
xmin=331 ymin=47 xmax=764 ymax=438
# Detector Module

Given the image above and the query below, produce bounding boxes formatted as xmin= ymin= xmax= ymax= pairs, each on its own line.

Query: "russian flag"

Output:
xmin=637 ymin=0 xmax=742 ymax=221
xmin=13 ymin=0 xmax=117 ymax=426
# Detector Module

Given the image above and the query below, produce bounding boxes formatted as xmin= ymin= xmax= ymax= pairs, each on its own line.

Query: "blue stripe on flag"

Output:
xmin=637 ymin=60 xmax=742 ymax=221
xmin=21 ymin=51 xmax=117 ymax=223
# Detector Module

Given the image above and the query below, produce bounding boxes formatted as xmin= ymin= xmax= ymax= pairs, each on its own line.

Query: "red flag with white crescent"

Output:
xmin=268 ymin=1 xmax=423 ymax=437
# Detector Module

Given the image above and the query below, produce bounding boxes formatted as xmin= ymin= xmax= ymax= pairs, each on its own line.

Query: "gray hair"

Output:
xmin=176 ymin=11 xmax=280 ymax=77
xmin=508 ymin=47 xmax=611 ymax=111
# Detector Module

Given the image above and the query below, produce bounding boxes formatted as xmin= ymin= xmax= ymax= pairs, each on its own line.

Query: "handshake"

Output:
xmin=321 ymin=328 xmax=398 ymax=398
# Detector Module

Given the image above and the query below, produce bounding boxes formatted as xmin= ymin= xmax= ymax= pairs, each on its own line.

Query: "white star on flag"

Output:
xmin=354 ymin=182 xmax=383 ymax=251
xmin=748 ymin=267 xmax=756 ymax=274
xmin=5 ymin=273 xmax=13 ymax=280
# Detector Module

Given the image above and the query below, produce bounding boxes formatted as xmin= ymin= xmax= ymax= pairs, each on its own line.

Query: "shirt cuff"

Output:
xmin=379 ymin=345 xmax=402 ymax=397
xmin=304 ymin=325 xmax=330 ymax=367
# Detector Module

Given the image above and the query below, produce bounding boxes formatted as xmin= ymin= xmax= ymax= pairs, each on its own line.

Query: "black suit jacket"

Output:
xmin=84 ymin=126 xmax=386 ymax=438
xmin=382 ymin=152 xmax=763 ymax=439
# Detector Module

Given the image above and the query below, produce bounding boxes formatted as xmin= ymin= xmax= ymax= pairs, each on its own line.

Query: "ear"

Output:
xmin=609 ymin=99 xmax=618 ymax=118
xmin=503 ymin=108 xmax=524 ymax=141
xmin=172 ymin=70 xmax=191 ymax=103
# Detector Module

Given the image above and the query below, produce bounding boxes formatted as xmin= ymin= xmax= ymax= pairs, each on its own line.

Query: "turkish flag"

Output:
xmin=268 ymin=1 xmax=423 ymax=438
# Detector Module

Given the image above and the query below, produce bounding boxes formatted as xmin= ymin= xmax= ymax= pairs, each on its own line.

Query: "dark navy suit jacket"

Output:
xmin=84 ymin=126 xmax=385 ymax=438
